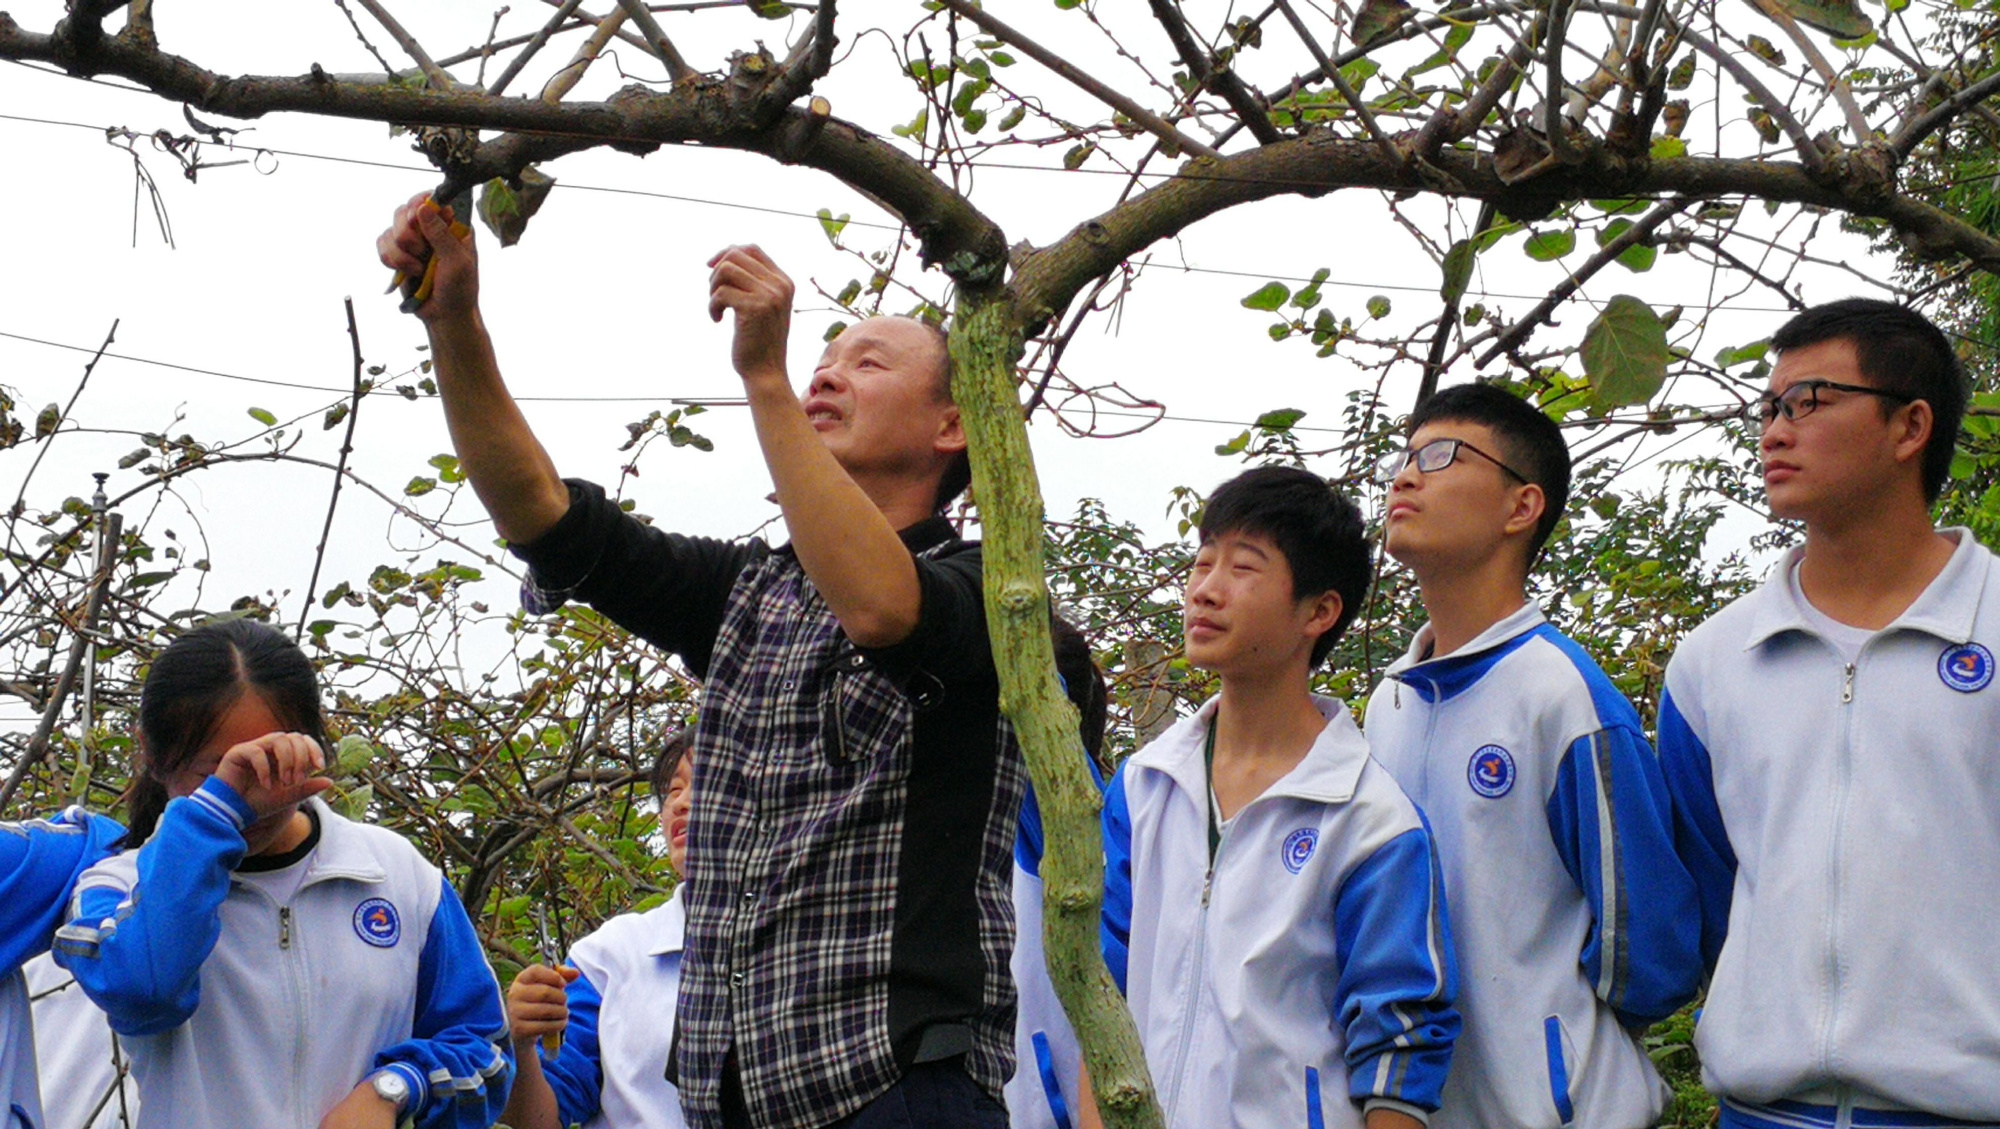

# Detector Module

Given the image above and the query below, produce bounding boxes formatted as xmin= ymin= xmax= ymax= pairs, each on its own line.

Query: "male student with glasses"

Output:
xmin=1658 ymin=298 xmax=2000 ymax=1129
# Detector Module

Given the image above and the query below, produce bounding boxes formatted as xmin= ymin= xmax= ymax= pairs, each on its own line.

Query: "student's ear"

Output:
xmin=1892 ymin=399 xmax=1934 ymax=468
xmin=1502 ymin=483 xmax=1546 ymax=541
xmin=934 ymin=404 xmax=967 ymax=457
xmin=1302 ymin=589 xmax=1343 ymax=641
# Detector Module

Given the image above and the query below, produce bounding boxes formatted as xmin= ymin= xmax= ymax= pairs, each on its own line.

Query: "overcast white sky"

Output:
xmin=0 ymin=0 xmax=1895 ymax=725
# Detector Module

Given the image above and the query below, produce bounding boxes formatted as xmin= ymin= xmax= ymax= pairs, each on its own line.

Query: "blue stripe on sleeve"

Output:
xmin=1332 ymin=822 xmax=1460 ymax=1113
xmin=537 ymin=967 xmax=606 ymax=1129
xmin=1656 ymin=687 xmax=1738 ymax=977
xmin=53 ymin=780 xmax=249 ymax=1035
xmin=1545 ymin=725 xmax=1702 ymax=1026
xmin=1098 ymin=764 xmax=1134 ymax=995
xmin=374 ymin=878 xmax=514 ymax=1129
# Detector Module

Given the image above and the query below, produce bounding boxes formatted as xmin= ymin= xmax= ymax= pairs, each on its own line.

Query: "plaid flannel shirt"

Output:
xmin=517 ymin=484 xmax=1023 ymax=1129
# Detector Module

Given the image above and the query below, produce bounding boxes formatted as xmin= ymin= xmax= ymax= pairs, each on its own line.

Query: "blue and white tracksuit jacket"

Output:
xmin=1660 ymin=531 xmax=2000 ymax=1127
xmin=0 ymin=807 xmax=126 ymax=1128
xmin=1364 ymin=604 xmax=1701 ymax=1129
xmin=537 ymin=888 xmax=687 ymax=1129
xmin=1102 ymin=695 xmax=1460 ymax=1129
xmin=53 ymin=780 xmax=512 ymax=1129
xmin=1007 ymin=755 xmax=1105 ymax=1129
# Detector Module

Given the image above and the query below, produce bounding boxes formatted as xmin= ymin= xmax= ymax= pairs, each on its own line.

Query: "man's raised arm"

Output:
xmin=376 ymin=193 xmax=571 ymax=546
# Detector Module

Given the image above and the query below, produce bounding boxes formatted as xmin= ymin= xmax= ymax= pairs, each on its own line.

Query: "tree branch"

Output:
xmin=1891 ymin=66 xmax=2000 ymax=159
xmin=299 ymin=298 xmax=367 ymax=640
xmin=932 ymin=0 xmax=1220 ymax=160
xmin=1478 ymin=195 xmax=1690 ymax=365
xmin=1747 ymin=0 xmax=1870 ymax=146
xmin=612 ymin=0 xmax=694 ymax=82
xmin=352 ymin=0 xmax=453 ymax=89
xmin=1271 ymin=0 xmax=1398 ymax=163
xmin=487 ymin=0 xmax=588 ymax=98
xmin=1146 ymin=0 xmax=1279 ymax=144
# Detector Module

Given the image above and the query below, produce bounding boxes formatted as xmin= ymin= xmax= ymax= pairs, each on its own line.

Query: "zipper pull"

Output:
xmin=278 ymin=906 xmax=292 ymax=950
xmin=1841 ymin=663 xmax=1855 ymax=704
xmin=1394 ymin=682 xmax=1401 ymax=709
xmin=1201 ymin=867 xmax=1213 ymax=909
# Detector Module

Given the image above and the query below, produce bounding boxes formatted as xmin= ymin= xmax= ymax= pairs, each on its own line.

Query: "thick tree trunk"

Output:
xmin=949 ymin=293 xmax=1163 ymax=1129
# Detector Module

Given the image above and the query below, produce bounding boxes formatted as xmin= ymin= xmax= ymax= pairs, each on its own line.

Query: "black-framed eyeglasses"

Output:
xmin=1749 ymin=379 xmax=1916 ymax=427
xmin=1372 ymin=438 xmax=1530 ymax=486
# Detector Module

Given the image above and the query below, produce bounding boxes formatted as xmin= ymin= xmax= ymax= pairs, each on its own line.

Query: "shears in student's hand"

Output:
xmin=385 ymin=186 xmax=473 ymax=314
xmin=534 ymin=901 xmax=564 ymax=1057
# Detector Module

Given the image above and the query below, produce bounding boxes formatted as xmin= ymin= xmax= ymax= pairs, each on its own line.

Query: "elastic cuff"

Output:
xmin=193 ymin=777 xmax=257 ymax=830
xmin=1362 ymin=1097 xmax=1431 ymax=1125
xmin=382 ymin=1061 xmax=430 ymax=1119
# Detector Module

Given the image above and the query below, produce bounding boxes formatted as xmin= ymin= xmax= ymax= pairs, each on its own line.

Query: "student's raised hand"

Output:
xmin=315 ymin=1081 xmax=398 ymax=1129
xmin=212 ymin=732 xmax=332 ymax=819
xmin=507 ymin=963 xmax=579 ymax=1048
xmin=376 ymin=192 xmax=479 ymax=324
xmin=706 ymin=245 xmax=793 ymax=384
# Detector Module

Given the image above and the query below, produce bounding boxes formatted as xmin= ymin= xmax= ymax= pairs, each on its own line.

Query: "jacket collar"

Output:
xmin=647 ymin=884 xmax=688 ymax=957
xmin=1385 ymin=601 xmax=1548 ymax=704
xmin=1741 ymin=527 xmax=1988 ymax=651
xmin=1130 ymin=693 xmax=1371 ymax=806
xmin=282 ymin=798 xmax=389 ymax=889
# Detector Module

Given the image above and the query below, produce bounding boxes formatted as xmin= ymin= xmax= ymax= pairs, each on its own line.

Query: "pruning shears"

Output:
xmin=386 ymin=185 xmax=473 ymax=314
xmin=534 ymin=901 xmax=564 ymax=1058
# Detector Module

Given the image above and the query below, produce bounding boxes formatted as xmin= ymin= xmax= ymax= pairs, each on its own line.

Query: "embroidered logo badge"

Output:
xmin=1281 ymin=828 xmax=1319 ymax=874
xmin=1467 ymin=745 xmax=1516 ymax=798
xmin=353 ymin=898 xmax=401 ymax=948
xmin=1939 ymin=643 xmax=1994 ymax=693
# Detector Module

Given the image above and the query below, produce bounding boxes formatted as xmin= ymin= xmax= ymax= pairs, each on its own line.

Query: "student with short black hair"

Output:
xmin=53 ymin=619 xmax=512 ymax=1129
xmin=1089 ymin=465 xmax=1459 ymax=1129
xmin=1659 ymin=299 xmax=2000 ymax=1128
xmin=1363 ymin=381 xmax=1701 ymax=1129
xmin=503 ymin=727 xmax=696 ymax=1129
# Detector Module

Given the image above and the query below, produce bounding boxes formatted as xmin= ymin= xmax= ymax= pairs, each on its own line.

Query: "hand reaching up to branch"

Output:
xmin=377 ymin=191 xmax=480 ymax=325
xmin=707 ymin=245 xmax=793 ymax=386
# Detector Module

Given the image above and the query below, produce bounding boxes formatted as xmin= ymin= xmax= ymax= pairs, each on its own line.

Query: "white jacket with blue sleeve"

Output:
xmin=0 ymin=807 xmax=126 ymax=1128
xmin=1102 ymin=695 xmax=1460 ymax=1129
xmin=1659 ymin=531 xmax=2000 ymax=1123
xmin=52 ymin=779 xmax=512 ymax=1129
xmin=1364 ymin=603 xmax=1701 ymax=1129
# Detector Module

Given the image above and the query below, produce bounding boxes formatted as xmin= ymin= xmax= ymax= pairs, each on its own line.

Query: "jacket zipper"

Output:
xmin=278 ymin=906 xmax=292 ymax=949
xmin=1822 ymin=655 xmax=1861 ymax=1073
xmin=1166 ymin=818 xmax=1227 ymax=1122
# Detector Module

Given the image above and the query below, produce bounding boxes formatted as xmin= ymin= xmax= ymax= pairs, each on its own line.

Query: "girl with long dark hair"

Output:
xmin=53 ymin=618 xmax=513 ymax=1129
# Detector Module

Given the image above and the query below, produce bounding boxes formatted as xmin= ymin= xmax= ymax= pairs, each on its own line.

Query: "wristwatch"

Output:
xmin=371 ymin=1069 xmax=412 ymax=1113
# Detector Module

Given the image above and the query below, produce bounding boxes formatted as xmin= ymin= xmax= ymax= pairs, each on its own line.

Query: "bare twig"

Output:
xmin=541 ymin=3 xmax=630 ymax=102
xmin=299 ymin=299 xmax=368 ymax=640
xmin=488 ymin=0 xmax=587 ymax=97
xmin=1747 ymin=0 xmax=1870 ymax=145
xmin=9 ymin=320 xmax=117 ymax=525
xmin=532 ymin=0 xmax=653 ymax=57
xmin=1147 ymin=0 xmax=1279 ymax=144
xmin=933 ymin=0 xmax=1220 ymax=160
xmin=0 ymin=515 xmax=119 ymax=813
xmin=475 ymin=6 xmax=510 ymax=87
xmin=333 ymin=0 xmax=399 ymax=77
xmin=612 ymin=0 xmax=693 ymax=82
xmin=1479 ymin=196 xmax=1692 ymax=366
xmin=1272 ymin=0 xmax=1398 ymax=162
xmin=353 ymin=0 xmax=453 ymax=89
xmin=1544 ymin=0 xmax=1577 ymax=159
xmin=1892 ymin=66 xmax=2000 ymax=159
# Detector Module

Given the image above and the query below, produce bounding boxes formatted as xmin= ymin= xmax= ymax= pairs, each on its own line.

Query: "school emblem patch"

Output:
xmin=1281 ymin=828 xmax=1319 ymax=874
xmin=1467 ymin=745 xmax=1516 ymax=798
xmin=1939 ymin=643 xmax=1994 ymax=693
xmin=353 ymin=898 xmax=401 ymax=948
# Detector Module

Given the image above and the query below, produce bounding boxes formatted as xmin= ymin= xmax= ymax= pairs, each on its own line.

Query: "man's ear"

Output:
xmin=1502 ymin=483 xmax=1547 ymax=540
xmin=1303 ymin=589 xmax=1343 ymax=642
xmin=1893 ymin=400 xmax=1935 ymax=468
xmin=935 ymin=405 xmax=968 ymax=457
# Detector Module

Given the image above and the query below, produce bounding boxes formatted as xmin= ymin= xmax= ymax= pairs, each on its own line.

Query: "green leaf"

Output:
xmin=1366 ymin=295 xmax=1392 ymax=319
xmin=1651 ymin=135 xmax=1688 ymax=159
xmin=404 ymin=476 xmax=438 ymax=497
xmin=1524 ymin=229 xmax=1576 ymax=261
xmin=1214 ymin=430 xmax=1251 ymax=456
xmin=321 ymin=580 xmax=351 ymax=609
xmin=1267 ymin=323 xmax=1292 ymax=341
xmin=1767 ymin=0 xmax=1872 ymax=38
xmin=1255 ymin=408 xmax=1307 ymax=430
xmin=117 ymin=448 xmax=149 ymax=469
xmin=890 ymin=108 xmax=928 ymax=139
xmin=1241 ymin=281 xmax=1291 ymax=311
xmin=323 ymin=403 xmax=350 ymax=431
xmin=335 ymin=734 xmax=378 ymax=776
xmin=1597 ymin=219 xmax=1657 ymax=271
xmin=1746 ymin=36 xmax=1786 ymax=67
xmin=998 ymin=104 xmax=1026 ymax=131
xmin=1667 ymin=53 xmax=1696 ymax=90
xmin=1352 ymin=0 xmax=1413 ymax=48
xmin=1592 ymin=198 xmax=1647 ymax=216
xmin=1581 ymin=295 xmax=1672 ymax=408
xmin=1440 ymin=239 xmax=1476 ymax=305
xmin=338 ymin=784 xmax=373 ymax=822
xmin=961 ymin=107 xmax=988 ymax=134
xmin=248 ymin=407 xmax=277 ymax=426
xmin=1063 ymin=143 xmax=1096 ymax=169
xmin=1713 ymin=340 xmax=1770 ymax=368
xmin=989 ymin=50 xmax=1016 ymax=67
xmin=477 ymin=167 xmax=555 ymax=248
xmin=816 ymin=208 xmax=850 ymax=245
xmin=824 ymin=320 xmax=848 ymax=342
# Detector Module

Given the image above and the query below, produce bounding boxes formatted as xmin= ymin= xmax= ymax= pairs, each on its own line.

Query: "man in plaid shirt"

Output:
xmin=379 ymin=199 xmax=1023 ymax=1129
